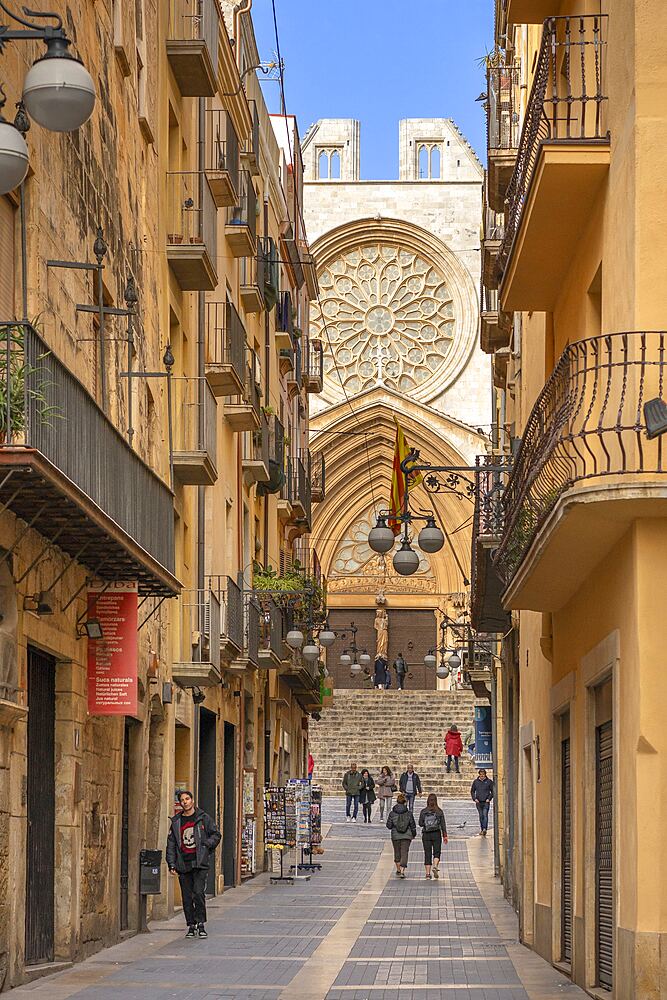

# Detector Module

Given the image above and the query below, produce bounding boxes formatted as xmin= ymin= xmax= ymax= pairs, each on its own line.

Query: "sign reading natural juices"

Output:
xmin=87 ymin=582 xmax=138 ymax=715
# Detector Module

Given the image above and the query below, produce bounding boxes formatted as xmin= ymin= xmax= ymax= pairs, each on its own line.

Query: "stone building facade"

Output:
xmin=0 ymin=0 xmax=321 ymax=987
xmin=303 ymin=119 xmax=491 ymax=686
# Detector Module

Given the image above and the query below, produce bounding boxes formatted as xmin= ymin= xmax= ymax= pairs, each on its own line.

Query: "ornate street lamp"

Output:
xmin=302 ymin=642 xmax=320 ymax=662
xmin=368 ymin=514 xmax=395 ymax=554
xmin=417 ymin=517 xmax=445 ymax=553
xmin=393 ymin=539 xmax=420 ymax=576
xmin=0 ymin=4 xmax=96 ymax=195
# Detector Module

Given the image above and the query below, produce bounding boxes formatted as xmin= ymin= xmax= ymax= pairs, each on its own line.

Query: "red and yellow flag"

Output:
xmin=388 ymin=419 xmax=422 ymax=535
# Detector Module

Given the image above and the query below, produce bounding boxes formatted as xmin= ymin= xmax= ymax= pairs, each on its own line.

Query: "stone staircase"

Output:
xmin=309 ymin=689 xmax=484 ymax=798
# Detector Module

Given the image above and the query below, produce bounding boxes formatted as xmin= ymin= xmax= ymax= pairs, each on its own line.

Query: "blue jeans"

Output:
xmin=346 ymin=794 xmax=359 ymax=818
xmin=446 ymin=755 xmax=460 ymax=773
xmin=476 ymin=800 xmax=490 ymax=831
xmin=406 ymin=793 xmax=416 ymax=813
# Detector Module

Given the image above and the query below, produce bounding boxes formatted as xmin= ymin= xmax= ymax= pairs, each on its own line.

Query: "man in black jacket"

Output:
xmin=166 ymin=790 xmax=221 ymax=937
xmin=471 ymin=769 xmax=494 ymax=837
xmin=399 ymin=764 xmax=422 ymax=813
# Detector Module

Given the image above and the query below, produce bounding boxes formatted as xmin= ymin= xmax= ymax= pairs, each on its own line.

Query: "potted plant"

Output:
xmin=0 ymin=324 xmax=60 ymax=443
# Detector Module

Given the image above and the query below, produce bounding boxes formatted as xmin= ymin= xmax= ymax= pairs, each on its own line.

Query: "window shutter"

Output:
xmin=0 ymin=197 xmax=15 ymax=319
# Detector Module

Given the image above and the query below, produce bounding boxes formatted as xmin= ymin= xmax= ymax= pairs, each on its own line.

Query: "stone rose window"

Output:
xmin=310 ymin=243 xmax=457 ymax=399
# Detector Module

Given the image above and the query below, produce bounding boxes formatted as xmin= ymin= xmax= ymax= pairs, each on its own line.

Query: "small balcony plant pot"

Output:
xmin=168 ymin=233 xmax=183 ymax=244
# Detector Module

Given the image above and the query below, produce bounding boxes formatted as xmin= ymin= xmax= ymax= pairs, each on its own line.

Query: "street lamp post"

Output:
xmin=0 ymin=3 xmax=96 ymax=195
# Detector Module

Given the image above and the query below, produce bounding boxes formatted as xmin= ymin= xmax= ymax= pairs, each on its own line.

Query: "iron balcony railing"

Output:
xmin=204 ymin=108 xmax=239 ymax=196
xmin=0 ymin=322 xmax=175 ymax=580
xmin=293 ymin=453 xmax=312 ymax=523
xmin=205 ymin=300 xmax=246 ymax=381
xmin=168 ymin=0 xmax=218 ymax=47
xmin=240 ymin=244 xmax=266 ymax=302
xmin=268 ymin=413 xmax=285 ymax=467
xmin=494 ymin=332 xmax=667 ymax=584
xmin=281 ymin=455 xmax=294 ymax=504
xmin=176 ymin=588 xmax=221 ymax=669
xmin=311 ymin=451 xmax=326 ymax=502
xmin=204 ymin=575 xmax=244 ymax=651
xmin=171 ymin=375 xmax=217 ymax=470
xmin=487 ymin=63 xmax=521 ymax=153
xmin=288 ymin=339 xmax=303 ymax=390
xmin=228 ymin=169 xmax=257 ymax=242
xmin=306 ymin=338 xmax=323 ymax=382
xmin=258 ymin=597 xmax=285 ymax=661
xmin=242 ymin=411 xmax=270 ymax=468
xmin=481 ymin=282 xmax=499 ymax=315
xmin=244 ymin=594 xmax=260 ymax=667
xmin=243 ymin=99 xmax=260 ymax=165
xmin=166 ymin=170 xmax=217 ymax=253
xmin=276 ymin=290 xmax=294 ymax=337
xmin=498 ymin=15 xmax=609 ymax=281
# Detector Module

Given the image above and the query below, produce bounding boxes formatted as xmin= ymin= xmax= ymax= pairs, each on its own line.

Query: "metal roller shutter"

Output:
xmin=561 ymin=737 xmax=572 ymax=963
xmin=596 ymin=720 xmax=613 ymax=990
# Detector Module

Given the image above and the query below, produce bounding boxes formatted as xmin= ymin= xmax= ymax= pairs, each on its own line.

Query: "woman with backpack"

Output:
xmin=418 ymin=792 xmax=448 ymax=879
xmin=359 ymin=768 xmax=376 ymax=822
xmin=376 ymin=765 xmax=396 ymax=820
xmin=386 ymin=792 xmax=416 ymax=877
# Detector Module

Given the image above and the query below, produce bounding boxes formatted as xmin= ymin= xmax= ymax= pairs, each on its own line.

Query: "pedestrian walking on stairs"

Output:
xmin=342 ymin=762 xmax=365 ymax=822
xmin=393 ymin=652 xmax=408 ymax=689
xmin=419 ymin=793 xmax=448 ymax=879
xmin=399 ymin=763 xmax=422 ymax=813
xmin=374 ymin=655 xmax=388 ymax=689
xmin=386 ymin=792 xmax=416 ymax=877
xmin=471 ymin=768 xmax=494 ymax=836
xmin=445 ymin=724 xmax=463 ymax=774
xmin=376 ymin=765 xmax=397 ymax=820
xmin=359 ymin=768 xmax=376 ymax=822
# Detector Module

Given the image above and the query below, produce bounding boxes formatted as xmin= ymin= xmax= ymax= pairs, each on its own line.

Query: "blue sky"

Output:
xmin=251 ymin=0 xmax=494 ymax=179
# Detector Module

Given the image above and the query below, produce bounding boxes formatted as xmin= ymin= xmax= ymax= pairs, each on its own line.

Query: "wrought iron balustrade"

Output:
xmin=227 ymin=169 xmax=257 ymax=241
xmin=311 ymin=451 xmax=326 ymax=502
xmin=305 ymin=338 xmax=323 ymax=384
xmin=173 ymin=588 xmax=221 ymax=687
xmin=171 ymin=375 xmax=217 ymax=477
xmin=0 ymin=322 xmax=175 ymax=592
xmin=494 ymin=332 xmax=667 ymax=584
xmin=276 ymin=290 xmax=294 ymax=337
xmin=487 ymin=63 xmax=521 ymax=152
xmin=240 ymin=245 xmax=266 ymax=302
xmin=204 ymin=109 xmax=239 ymax=201
xmin=166 ymin=170 xmax=217 ymax=250
xmin=244 ymin=594 xmax=260 ymax=667
xmin=292 ymin=453 xmax=312 ymax=524
xmin=498 ymin=14 xmax=609 ymax=281
xmin=258 ymin=597 xmax=285 ymax=662
xmin=204 ymin=575 xmax=244 ymax=652
xmin=205 ymin=300 xmax=246 ymax=381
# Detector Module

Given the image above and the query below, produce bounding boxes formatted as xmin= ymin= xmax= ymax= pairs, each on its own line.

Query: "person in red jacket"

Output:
xmin=445 ymin=725 xmax=463 ymax=774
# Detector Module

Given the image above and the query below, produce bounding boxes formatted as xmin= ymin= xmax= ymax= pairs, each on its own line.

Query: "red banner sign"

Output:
xmin=87 ymin=583 xmax=138 ymax=715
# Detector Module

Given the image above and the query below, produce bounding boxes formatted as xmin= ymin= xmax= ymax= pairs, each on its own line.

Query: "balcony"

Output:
xmin=470 ymin=456 xmax=512 ymax=633
xmin=493 ymin=347 xmax=511 ymax=390
xmin=242 ymin=412 xmax=270 ymax=486
xmin=304 ymin=338 xmax=323 ymax=393
xmin=204 ymin=109 xmax=239 ymax=208
xmin=480 ymin=285 xmax=511 ymax=355
xmin=487 ymin=64 xmax=521 ymax=212
xmin=283 ymin=655 xmax=321 ymax=712
xmin=494 ymin=332 xmax=667 ymax=611
xmin=291 ymin=454 xmax=312 ymax=528
xmin=300 ymin=246 xmax=319 ymax=301
xmin=205 ymin=575 xmax=244 ymax=661
xmin=286 ymin=340 xmax=303 ymax=399
xmin=504 ymin=0 xmax=556 ymax=29
xmin=225 ymin=171 xmax=257 ymax=258
xmin=275 ymin=290 xmax=294 ymax=352
xmin=240 ymin=246 xmax=266 ymax=314
xmin=257 ymin=414 xmax=286 ymax=497
xmin=172 ymin=376 xmax=217 ymax=486
xmin=230 ymin=595 xmax=260 ymax=672
xmin=241 ymin=99 xmax=260 ymax=177
xmin=498 ymin=15 xmax=610 ymax=312
xmin=167 ymin=0 xmax=219 ymax=96
xmin=172 ymin=589 xmax=221 ymax=688
xmin=0 ymin=323 xmax=177 ymax=596
xmin=205 ymin=300 xmax=246 ymax=397
xmin=166 ymin=171 xmax=218 ymax=291
xmin=257 ymin=598 xmax=285 ymax=668
xmin=482 ymin=203 xmax=504 ymax=291
xmin=311 ymin=452 xmax=326 ymax=503
xmin=225 ymin=353 xmax=261 ymax=432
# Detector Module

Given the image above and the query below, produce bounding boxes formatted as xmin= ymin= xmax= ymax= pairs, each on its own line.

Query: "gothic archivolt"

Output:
xmin=309 ymin=218 xmax=478 ymax=406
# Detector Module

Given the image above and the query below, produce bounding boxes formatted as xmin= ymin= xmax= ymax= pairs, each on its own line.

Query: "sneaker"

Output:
xmin=197 ymin=924 xmax=207 ymax=938
xmin=400 ymin=870 xmax=406 ymax=879
xmin=395 ymin=869 xmax=402 ymax=877
xmin=433 ymin=867 xmax=440 ymax=879
xmin=346 ymin=817 xmax=351 ymax=823
xmin=186 ymin=925 xmax=197 ymax=938
xmin=425 ymin=873 xmax=432 ymax=880
xmin=352 ymin=818 xmax=357 ymax=823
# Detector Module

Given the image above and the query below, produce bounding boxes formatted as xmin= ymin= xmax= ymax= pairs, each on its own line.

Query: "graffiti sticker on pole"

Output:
xmin=87 ymin=582 xmax=138 ymax=715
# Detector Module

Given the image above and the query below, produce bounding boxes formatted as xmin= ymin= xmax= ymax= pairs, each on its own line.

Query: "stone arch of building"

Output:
xmin=309 ymin=216 xmax=479 ymax=406
xmin=311 ymin=391 xmax=482 ymax=598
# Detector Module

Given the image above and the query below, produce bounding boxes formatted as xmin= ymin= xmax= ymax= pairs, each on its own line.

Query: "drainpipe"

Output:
xmin=233 ymin=0 xmax=253 ymax=55
xmin=491 ymin=669 xmax=500 ymax=879
xmin=263 ymin=197 xmax=270 ymax=569
xmin=195 ymin=94 xmax=206 ymax=797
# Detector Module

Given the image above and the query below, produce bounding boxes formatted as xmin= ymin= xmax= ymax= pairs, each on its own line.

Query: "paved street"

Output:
xmin=13 ymin=798 xmax=586 ymax=1000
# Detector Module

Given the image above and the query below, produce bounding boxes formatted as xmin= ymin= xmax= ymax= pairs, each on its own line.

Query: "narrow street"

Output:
xmin=14 ymin=799 xmax=586 ymax=1000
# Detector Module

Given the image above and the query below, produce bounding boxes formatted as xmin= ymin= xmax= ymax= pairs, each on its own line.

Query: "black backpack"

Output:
xmin=394 ymin=809 xmax=412 ymax=835
xmin=423 ymin=810 xmax=440 ymax=832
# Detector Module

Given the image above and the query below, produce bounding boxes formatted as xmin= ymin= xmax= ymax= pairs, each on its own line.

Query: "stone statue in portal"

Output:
xmin=374 ymin=607 xmax=389 ymax=660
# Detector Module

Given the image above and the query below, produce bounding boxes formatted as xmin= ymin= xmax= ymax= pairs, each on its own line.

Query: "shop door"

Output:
xmin=561 ymin=736 xmax=572 ymax=964
xmin=25 ymin=647 xmax=56 ymax=965
xmin=596 ymin=720 xmax=613 ymax=990
xmin=120 ymin=720 xmax=130 ymax=931
xmin=198 ymin=708 xmax=217 ymax=894
xmin=223 ymin=722 xmax=236 ymax=887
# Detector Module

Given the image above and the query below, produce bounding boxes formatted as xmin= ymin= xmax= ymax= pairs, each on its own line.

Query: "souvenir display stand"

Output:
xmin=287 ymin=778 xmax=319 ymax=874
xmin=264 ymin=784 xmax=295 ymax=883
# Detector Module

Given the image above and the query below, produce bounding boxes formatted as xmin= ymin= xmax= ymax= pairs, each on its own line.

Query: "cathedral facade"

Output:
xmin=303 ymin=119 xmax=491 ymax=688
